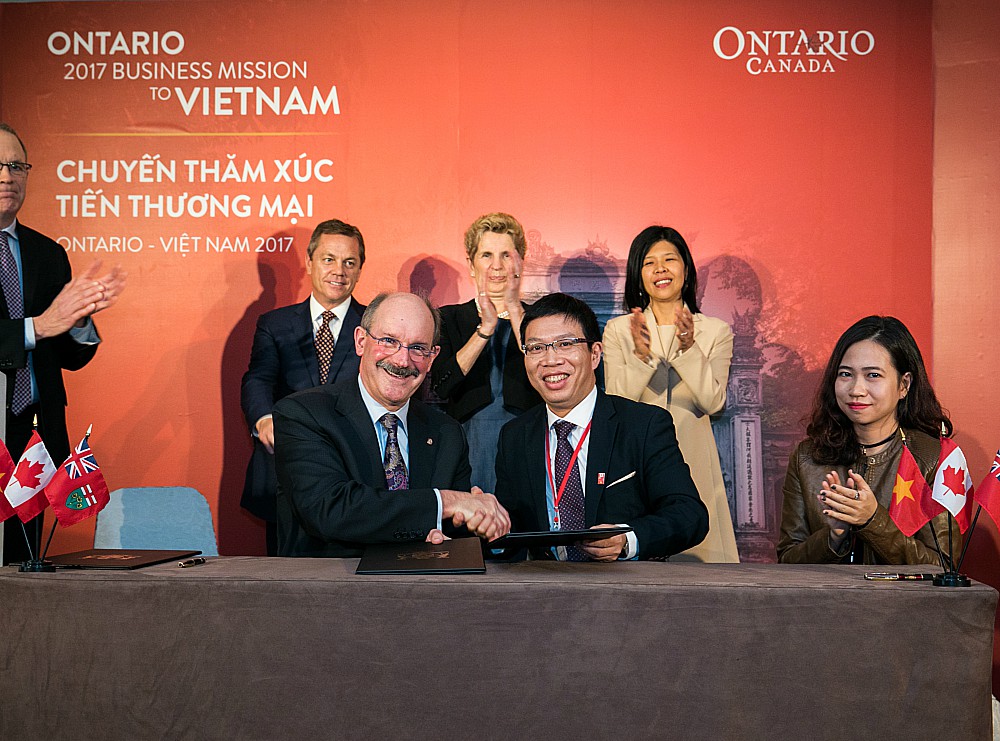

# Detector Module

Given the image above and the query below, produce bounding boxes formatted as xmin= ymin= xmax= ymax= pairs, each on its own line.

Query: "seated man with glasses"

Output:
xmin=273 ymin=291 xmax=510 ymax=557
xmin=494 ymin=292 xmax=708 ymax=561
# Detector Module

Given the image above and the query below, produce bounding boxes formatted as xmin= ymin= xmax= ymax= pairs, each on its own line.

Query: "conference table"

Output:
xmin=0 ymin=558 xmax=995 ymax=740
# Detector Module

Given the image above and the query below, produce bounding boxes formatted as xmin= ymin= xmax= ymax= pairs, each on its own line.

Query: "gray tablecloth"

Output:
xmin=1 ymin=559 xmax=995 ymax=740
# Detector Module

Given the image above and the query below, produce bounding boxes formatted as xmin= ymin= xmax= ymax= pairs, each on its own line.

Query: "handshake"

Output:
xmin=430 ymin=488 xmax=511 ymax=544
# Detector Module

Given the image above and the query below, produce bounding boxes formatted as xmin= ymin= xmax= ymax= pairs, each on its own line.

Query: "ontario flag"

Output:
xmin=889 ymin=443 xmax=941 ymax=537
xmin=0 ymin=438 xmax=17 ymax=522
xmin=974 ymin=449 xmax=1000 ymax=528
xmin=3 ymin=431 xmax=57 ymax=523
xmin=931 ymin=437 xmax=975 ymax=533
xmin=44 ymin=433 xmax=110 ymax=527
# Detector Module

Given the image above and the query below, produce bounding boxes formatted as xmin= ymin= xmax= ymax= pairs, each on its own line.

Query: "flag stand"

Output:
xmin=17 ymin=518 xmax=54 ymax=573
xmin=18 ymin=559 xmax=55 ymax=573
xmin=932 ymin=572 xmax=970 ymax=587
xmin=932 ymin=505 xmax=987 ymax=587
xmin=931 ymin=511 xmax=972 ymax=587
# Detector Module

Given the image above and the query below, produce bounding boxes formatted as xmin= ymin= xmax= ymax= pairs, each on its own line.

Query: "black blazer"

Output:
xmin=495 ymin=391 xmax=708 ymax=560
xmin=430 ymin=299 xmax=541 ymax=422
xmin=0 ymin=223 xmax=98 ymax=462
xmin=239 ymin=296 xmax=365 ymax=520
xmin=273 ymin=378 xmax=472 ymax=557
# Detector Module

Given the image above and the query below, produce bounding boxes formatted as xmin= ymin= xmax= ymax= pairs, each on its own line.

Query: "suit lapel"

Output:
xmin=16 ymin=226 xmax=40 ymax=314
xmin=335 ymin=381 xmax=385 ymax=486
xmin=325 ymin=297 xmax=362 ymax=383
xmin=644 ymin=305 xmax=676 ymax=361
xmin=457 ymin=300 xmax=480 ymax=345
xmin=526 ymin=408 xmax=552 ymax=531
xmin=293 ymin=298 xmax=320 ymax=386
xmin=585 ymin=393 xmax=616 ymax=524
xmin=406 ymin=402 xmax=434 ymax=489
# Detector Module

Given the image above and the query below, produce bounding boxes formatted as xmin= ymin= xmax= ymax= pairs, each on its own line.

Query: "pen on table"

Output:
xmin=178 ymin=557 xmax=207 ymax=568
xmin=864 ymin=572 xmax=935 ymax=581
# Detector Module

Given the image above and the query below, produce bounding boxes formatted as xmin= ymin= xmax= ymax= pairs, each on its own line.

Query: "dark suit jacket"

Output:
xmin=0 ymin=223 xmax=97 ymax=462
xmin=495 ymin=391 xmax=709 ymax=560
xmin=430 ymin=299 xmax=541 ymax=422
xmin=239 ymin=296 xmax=365 ymax=521
xmin=272 ymin=378 xmax=473 ymax=557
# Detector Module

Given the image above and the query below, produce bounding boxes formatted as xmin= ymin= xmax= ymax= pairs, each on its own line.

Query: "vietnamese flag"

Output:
xmin=974 ymin=449 xmax=1000 ymax=528
xmin=3 ymin=431 xmax=57 ymax=523
xmin=0 ymin=438 xmax=16 ymax=522
xmin=44 ymin=434 xmax=110 ymax=527
xmin=931 ymin=437 xmax=975 ymax=532
xmin=889 ymin=443 xmax=942 ymax=537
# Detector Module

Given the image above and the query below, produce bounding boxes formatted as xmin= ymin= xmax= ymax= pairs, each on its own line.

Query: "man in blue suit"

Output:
xmin=240 ymin=219 xmax=366 ymax=554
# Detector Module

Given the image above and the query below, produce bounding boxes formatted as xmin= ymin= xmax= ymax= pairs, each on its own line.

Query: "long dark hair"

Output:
xmin=622 ymin=226 xmax=700 ymax=314
xmin=807 ymin=315 xmax=952 ymax=465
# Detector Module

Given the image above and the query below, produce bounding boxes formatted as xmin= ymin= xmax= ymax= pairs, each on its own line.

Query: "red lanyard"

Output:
xmin=545 ymin=420 xmax=592 ymax=516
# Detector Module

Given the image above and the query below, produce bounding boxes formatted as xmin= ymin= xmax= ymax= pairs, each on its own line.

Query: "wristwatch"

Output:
xmin=475 ymin=324 xmax=493 ymax=340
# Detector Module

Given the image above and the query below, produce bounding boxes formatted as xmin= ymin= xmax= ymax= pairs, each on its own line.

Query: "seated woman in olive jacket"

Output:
xmin=778 ymin=315 xmax=957 ymax=565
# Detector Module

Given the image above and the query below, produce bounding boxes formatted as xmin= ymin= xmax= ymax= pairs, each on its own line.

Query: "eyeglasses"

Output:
xmin=0 ymin=162 xmax=32 ymax=178
xmin=363 ymin=328 xmax=438 ymax=360
xmin=522 ymin=338 xmax=589 ymax=357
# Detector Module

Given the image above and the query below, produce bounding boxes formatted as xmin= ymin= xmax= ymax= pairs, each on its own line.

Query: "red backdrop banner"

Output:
xmin=0 ymin=0 xmax=932 ymax=556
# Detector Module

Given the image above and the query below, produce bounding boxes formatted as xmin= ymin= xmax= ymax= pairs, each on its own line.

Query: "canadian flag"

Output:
xmin=931 ymin=437 xmax=975 ymax=533
xmin=3 ymin=431 xmax=57 ymax=523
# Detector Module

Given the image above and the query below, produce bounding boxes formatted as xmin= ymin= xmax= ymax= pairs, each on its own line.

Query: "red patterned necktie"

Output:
xmin=0 ymin=231 xmax=33 ymax=415
xmin=380 ymin=413 xmax=409 ymax=490
xmin=315 ymin=310 xmax=335 ymax=384
xmin=553 ymin=420 xmax=587 ymax=561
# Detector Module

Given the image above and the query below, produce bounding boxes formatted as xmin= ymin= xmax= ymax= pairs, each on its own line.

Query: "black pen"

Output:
xmin=864 ymin=572 xmax=935 ymax=581
xmin=178 ymin=557 xmax=207 ymax=568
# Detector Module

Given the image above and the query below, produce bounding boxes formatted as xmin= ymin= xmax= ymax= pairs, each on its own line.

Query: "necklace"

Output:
xmin=474 ymin=296 xmax=509 ymax=320
xmin=859 ymin=427 xmax=899 ymax=456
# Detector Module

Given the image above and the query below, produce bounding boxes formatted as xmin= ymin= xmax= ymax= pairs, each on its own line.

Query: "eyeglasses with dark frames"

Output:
xmin=0 ymin=162 xmax=32 ymax=177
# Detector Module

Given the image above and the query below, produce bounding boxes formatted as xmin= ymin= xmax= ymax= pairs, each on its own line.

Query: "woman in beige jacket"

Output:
xmin=603 ymin=226 xmax=739 ymax=562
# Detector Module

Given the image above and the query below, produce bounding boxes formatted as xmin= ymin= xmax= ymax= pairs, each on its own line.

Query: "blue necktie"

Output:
xmin=380 ymin=413 xmax=409 ymax=490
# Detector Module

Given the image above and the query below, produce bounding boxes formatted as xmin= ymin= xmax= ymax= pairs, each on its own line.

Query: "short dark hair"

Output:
xmin=361 ymin=292 xmax=442 ymax=346
xmin=806 ymin=315 xmax=952 ymax=465
xmin=623 ymin=226 xmax=700 ymax=314
xmin=521 ymin=292 xmax=601 ymax=346
xmin=307 ymin=219 xmax=365 ymax=265
xmin=0 ymin=123 xmax=27 ymax=159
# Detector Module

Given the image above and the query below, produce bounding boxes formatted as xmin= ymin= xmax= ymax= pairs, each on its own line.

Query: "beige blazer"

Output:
xmin=603 ymin=307 xmax=739 ymax=562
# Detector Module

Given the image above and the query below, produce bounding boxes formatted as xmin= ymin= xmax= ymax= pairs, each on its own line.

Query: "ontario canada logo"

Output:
xmin=713 ymin=26 xmax=875 ymax=75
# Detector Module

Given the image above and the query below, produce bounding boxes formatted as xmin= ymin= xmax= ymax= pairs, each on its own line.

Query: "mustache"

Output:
xmin=376 ymin=358 xmax=420 ymax=378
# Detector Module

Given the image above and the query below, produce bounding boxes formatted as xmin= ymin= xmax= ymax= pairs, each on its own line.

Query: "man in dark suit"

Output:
xmin=240 ymin=219 xmax=367 ymax=554
xmin=273 ymin=292 xmax=510 ymax=557
xmin=0 ymin=123 xmax=125 ymax=565
xmin=495 ymin=292 xmax=708 ymax=561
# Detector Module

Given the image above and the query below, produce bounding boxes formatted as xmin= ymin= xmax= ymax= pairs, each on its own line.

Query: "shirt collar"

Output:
xmin=1 ymin=218 xmax=18 ymax=241
xmin=357 ymin=374 xmax=410 ymax=432
xmin=310 ymin=294 xmax=352 ymax=326
xmin=545 ymin=385 xmax=598 ymax=431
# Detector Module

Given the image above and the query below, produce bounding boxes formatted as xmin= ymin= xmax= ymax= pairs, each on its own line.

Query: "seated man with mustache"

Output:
xmin=273 ymin=292 xmax=510 ymax=557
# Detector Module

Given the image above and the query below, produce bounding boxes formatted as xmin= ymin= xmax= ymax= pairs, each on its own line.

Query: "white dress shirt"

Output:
xmin=357 ymin=375 xmax=443 ymax=530
xmin=543 ymin=386 xmax=638 ymax=560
